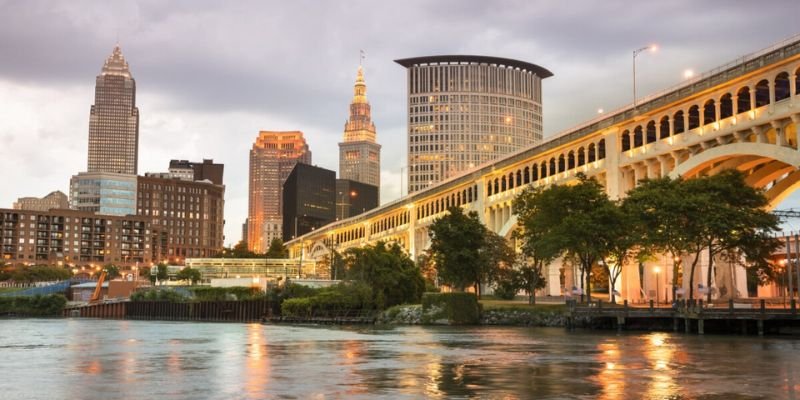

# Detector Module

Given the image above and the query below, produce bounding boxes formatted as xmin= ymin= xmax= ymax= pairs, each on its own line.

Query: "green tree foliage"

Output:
xmin=217 ymin=241 xmax=261 ymax=258
xmin=148 ymin=263 xmax=169 ymax=284
xmin=623 ymin=176 xmax=697 ymax=300
xmin=130 ymin=288 xmax=188 ymax=302
xmin=0 ymin=294 xmax=67 ymax=316
xmin=626 ymin=171 xmax=780 ymax=301
xmin=103 ymin=265 xmax=121 ymax=280
xmin=280 ymin=282 xmax=374 ymax=317
xmin=428 ymin=207 xmax=488 ymax=292
xmin=343 ymin=241 xmax=425 ymax=309
xmin=0 ymin=265 xmax=72 ymax=283
xmin=686 ymin=171 xmax=780 ymax=301
xmin=176 ymin=267 xmax=202 ymax=285
xmin=479 ymin=230 xmax=517 ymax=296
xmin=266 ymin=238 xmax=290 ymax=258
xmin=513 ymin=174 xmax=616 ymax=302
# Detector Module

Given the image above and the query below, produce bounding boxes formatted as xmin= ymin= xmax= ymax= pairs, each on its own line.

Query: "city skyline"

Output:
xmin=1 ymin=1 xmax=798 ymax=245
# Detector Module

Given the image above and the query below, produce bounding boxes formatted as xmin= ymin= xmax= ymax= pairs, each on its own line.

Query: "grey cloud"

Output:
xmin=1 ymin=0 xmax=798 ymax=243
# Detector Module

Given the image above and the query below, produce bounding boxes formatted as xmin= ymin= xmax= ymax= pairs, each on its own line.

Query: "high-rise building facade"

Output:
xmin=335 ymin=179 xmax=379 ymax=220
xmin=0 ymin=208 xmax=151 ymax=266
xmin=247 ymin=131 xmax=311 ymax=252
xmin=282 ymin=164 xmax=336 ymax=242
xmin=137 ymin=175 xmax=225 ymax=262
xmin=395 ymin=56 xmax=552 ymax=193
xmin=339 ymin=66 xmax=381 ymax=191
xmin=87 ymin=44 xmax=140 ymax=175
xmin=13 ymin=191 xmax=69 ymax=212
xmin=168 ymin=159 xmax=225 ymax=185
xmin=69 ymin=172 xmax=138 ymax=216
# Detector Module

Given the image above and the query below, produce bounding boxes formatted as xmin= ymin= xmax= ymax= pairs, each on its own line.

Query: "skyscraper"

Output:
xmin=282 ymin=163 xmax=336 ymax=242
xmin=247 ymin=131 xmax=311 ymax=253
xmin=395 ymin=56 xmax=552 ymax=193
xmin=87 ymin=44 xmax=140 ymax=175
xmin=339 ymin=66 xmax=381 ymax=192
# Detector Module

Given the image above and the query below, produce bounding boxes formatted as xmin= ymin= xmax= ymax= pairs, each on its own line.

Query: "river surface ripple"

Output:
xmin=0 ymin=319 xmax=798 ymax=399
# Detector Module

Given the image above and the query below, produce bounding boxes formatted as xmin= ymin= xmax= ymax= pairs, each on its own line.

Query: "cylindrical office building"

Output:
xmin=395 ymin=56 xmax=552 ymax=193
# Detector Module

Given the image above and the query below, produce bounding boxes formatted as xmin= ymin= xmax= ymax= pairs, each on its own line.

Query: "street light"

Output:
xmin=633 ymin=44 xmax=657 ymax=110
xmin=653 ymin=266 xmax=661 ymax=305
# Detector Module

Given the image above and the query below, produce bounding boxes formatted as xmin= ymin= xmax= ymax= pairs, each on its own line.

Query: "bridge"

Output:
xmin=286 ymin=34 xmax=800 ymax=303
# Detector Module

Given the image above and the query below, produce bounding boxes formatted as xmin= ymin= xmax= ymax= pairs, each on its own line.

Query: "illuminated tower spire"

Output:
xmin=339 ymin=65 xmax=381 ymax=191
xmin=87 ymin=44 xmax=139 ymax=174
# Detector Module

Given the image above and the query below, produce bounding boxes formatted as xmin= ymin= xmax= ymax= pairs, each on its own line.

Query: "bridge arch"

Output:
xmin=669 ymin=142 xmax=800 ymax=208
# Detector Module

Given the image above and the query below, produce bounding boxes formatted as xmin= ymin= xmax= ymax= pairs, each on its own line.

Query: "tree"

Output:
xmin=415 ymin=250 xmax=437 ymax=287
xmin=625 ymin=176 xmax=700 ymax=301
xmin=343 ymin=241 xmax=425 ymax=309
xmin=176 ymin=267 xmax=202 ymax=285
xmin=266 ymin=238 xmax=289 ymax=258
xmin=479 ymin=230 xmax=516 ymax=297
xmin=514 ymin=256 xmax=547 ymax=304
xmin=514 ymin=188 xmax=558 ymax=305
xmin=684 ymin=171 xmax=780 ymax=301
xmin=601 ymin=202 xmax=645 ymax=303
xmin=428 ymin=207 xmax=487 ymax=293
xmin=627 ymin=171 xmax=780 ymax=301
xmin=217 ymin=241 xmax=261 ymax=258
xmin=513 ymin=174 xmax=616 ymax=302
xmin=149 ymin=263 xmax=169 ymax=284
xmin=103 ymin=265 xmax=121 ymax=280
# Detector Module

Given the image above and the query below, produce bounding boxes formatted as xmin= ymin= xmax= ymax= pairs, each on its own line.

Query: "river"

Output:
xmin=0 ymin=319 xmax=798 ymax=399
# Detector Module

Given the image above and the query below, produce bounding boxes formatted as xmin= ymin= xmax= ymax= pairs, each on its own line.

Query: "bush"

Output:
xmin=1 ymin=265 xmax=72 ymax=283
xmin=0 ymin=294 xmax=67 ymax=316
xmin=421 ymin=292 xmax=481 ymax=325
xmin=282 ymin=297 xmax=313 ymax=317
xmin=187 ymin=286 xmax=264 ymax=301
xmin=130 ymin=288 xmax=188 ymax=303
xmin=493 ymin=281 xmax=518 ymax=300
xmin=279 ymin=282 xmax=375 ymax=317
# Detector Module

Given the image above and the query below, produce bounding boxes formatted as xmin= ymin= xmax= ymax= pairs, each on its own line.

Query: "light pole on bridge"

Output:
xmin=633 ymin=44 xmax=658 ymax=110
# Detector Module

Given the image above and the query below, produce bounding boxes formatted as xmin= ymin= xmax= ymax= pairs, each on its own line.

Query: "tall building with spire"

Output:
xmin=87 ymin=44 xmax=140 ymax=175
xmin=247 ymin=131 xmax=311 ymax=253
xmin=339 ymin=66 xmax=381 ymax=193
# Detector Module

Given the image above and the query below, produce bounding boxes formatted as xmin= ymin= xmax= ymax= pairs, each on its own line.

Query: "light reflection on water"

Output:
xmin=0 ymin=319 xmax=798 ymax=399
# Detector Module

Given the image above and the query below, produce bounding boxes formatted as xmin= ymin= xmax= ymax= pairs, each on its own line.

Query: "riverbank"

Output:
xmin=377 ymin=300 xmax=574 ymax=327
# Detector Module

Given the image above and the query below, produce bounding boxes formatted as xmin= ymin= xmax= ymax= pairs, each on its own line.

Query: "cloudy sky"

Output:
xmin=1 ymin=0 xmax=799 ymax=244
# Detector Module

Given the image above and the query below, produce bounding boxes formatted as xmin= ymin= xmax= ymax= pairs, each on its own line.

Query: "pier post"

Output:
xmin=742 ymin=320 xmax=747 ymax=335
xmin=792 ymin=299 xmax=797 ymax=315
xmin=758 ymin=319 xmax=764 ymax=336
xmin=698 ymin=318 xmax=705 ymax=335
xmin=649 ymin=300 xmax=654 ymax=313
xmin=673 ymin=318 xmax=679 ymax=332
xmin=617 ymin=316 xmax=625 ymax=333
xmin=685 ymin=318 xmax=691 ymax=333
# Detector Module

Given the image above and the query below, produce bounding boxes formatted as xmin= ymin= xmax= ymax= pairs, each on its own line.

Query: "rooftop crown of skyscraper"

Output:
xmin=101 ymin=44 xmax=132 ymax=78
xmin=343 ymin=66 xmax=376 ymax=143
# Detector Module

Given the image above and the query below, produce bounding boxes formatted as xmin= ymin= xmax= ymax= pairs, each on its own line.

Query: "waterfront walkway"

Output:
xmin=569 ymin=298 xmax=800 ymax=335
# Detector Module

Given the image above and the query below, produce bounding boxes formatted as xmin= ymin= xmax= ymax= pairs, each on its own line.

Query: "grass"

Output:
xmin=480 ymin=299 xmax=567 ymax=312
xmin=0 ymin=287 xmax=24 ymax=294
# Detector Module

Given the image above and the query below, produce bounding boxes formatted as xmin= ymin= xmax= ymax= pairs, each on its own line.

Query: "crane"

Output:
xmin=89 ymin=270 xmax=107 ymax=304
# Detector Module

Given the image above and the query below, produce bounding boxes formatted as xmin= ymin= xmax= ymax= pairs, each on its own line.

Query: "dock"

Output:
xmin=568 ymin=299 xmax=800 ymax=335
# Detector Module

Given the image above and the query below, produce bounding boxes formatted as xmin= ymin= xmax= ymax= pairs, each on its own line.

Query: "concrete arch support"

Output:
xmin=669 ymin=143 xmax=800 ymax=179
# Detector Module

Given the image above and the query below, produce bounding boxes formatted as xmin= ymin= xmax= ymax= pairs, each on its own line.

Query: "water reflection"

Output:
xmin=1 ymin=321 xmax=799 ymax=399
xmin=643 ymin=333 xmax=678 ymax=398
xmin=595 ymin=340 xmax=624 ymax=400
xmin=244 ymin=323 xmax=270 ymax=397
